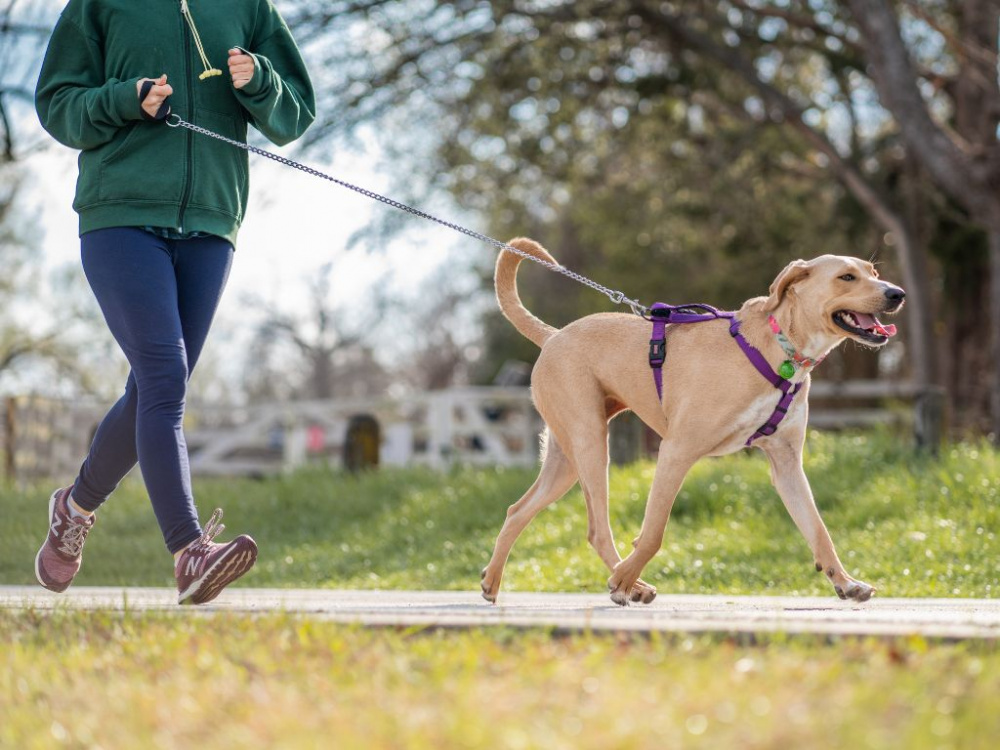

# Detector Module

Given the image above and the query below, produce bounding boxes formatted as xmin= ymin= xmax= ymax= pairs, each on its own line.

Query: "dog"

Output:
xmin=480 ymin=238 xmax=905 ymax=606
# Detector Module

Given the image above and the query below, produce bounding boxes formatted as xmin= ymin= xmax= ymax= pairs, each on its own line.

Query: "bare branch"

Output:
xmin=901 ymin=0 xmax=998 ymax=68
xmin=843 ymin=0 xmax=995 ymax=218
xmin=728 ymin=0 xmax=863 ymax=55
xmin=639 ymin=6 xmax=906 ymax=238
xmin=0 ymin=21 xmax=49 ymax=33
xmin=0 ymin=94 xmax=12 ymax=161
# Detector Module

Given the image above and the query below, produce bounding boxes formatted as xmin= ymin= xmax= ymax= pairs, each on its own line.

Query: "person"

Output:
xmin=33 ymin=0 xmax=315 ymax=604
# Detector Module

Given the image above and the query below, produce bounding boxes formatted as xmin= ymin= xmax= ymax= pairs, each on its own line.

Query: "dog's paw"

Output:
xmin=609 ymin=587 xmax=632 ymax=607
xmin=607 ymin=576 xmax=636 ymax=607
xmin=834 ymin=579 xmax=876 ymax=603
xmin=630 ymin=578 xmax=657 ymax=604
xmin=480 ymin=567 xmax=500 ymax=604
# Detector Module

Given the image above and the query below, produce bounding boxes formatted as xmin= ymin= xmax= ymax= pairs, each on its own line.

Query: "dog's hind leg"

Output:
xmin=480 ymin=432 xmax=578 ymax=603
xmin=607 ymin=439 xmax=697 ymax=606
xmin=567 ymin=419 xmax=659 ymax=604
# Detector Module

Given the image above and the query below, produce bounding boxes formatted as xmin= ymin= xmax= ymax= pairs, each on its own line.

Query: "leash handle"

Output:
xmin=164 ymin=115 xmax=648 ymax=315
xmin=139 ymin=79 xmax=171 ymax=121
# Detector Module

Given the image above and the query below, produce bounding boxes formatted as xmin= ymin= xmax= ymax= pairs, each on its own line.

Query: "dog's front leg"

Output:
xmin=607 ymin=442 xmax=696 ymax=606
xmin=762 ymin=437 xmax=875 ymax=602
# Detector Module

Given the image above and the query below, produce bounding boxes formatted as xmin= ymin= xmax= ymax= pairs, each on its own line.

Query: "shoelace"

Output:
xmin=186 ymin=509 xmax=226 ymax=561
xmin=58 ymin=521 xmax=91 ymax=557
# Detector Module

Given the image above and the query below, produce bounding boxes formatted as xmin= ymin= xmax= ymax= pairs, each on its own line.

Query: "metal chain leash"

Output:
xmin=165 ymin=115 xmax=649 ymax=315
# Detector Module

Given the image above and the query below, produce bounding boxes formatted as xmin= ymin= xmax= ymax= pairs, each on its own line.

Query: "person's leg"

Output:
xmin=72 ymin=233 xmax=233 ymax=536
xmin=172 ymin=233 xmax=234 ymax=375
xmin=71 ymin=372 xmax=139 ymax=510
xmin=40 ymin=227 xmax=252 ymax=598
xmin=72 ymin=228 xmax=216 ymax=553
xmin=38 ymin=227 xmax=182 ymax=591
xmin=169 ymin=235 xmax=258 ymax=604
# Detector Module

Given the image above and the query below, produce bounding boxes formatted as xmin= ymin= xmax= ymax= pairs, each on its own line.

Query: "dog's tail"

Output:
xmin=495 ymin=238 xmax=559 ymax=348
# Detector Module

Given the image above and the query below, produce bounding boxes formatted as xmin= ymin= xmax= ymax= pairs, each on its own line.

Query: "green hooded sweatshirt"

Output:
xmin=35 ymin=0 xmax=316 ymax=246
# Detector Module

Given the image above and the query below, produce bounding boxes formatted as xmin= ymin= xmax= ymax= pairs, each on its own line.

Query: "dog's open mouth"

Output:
xmin=833 ymin=311 xmax=897 ymax=344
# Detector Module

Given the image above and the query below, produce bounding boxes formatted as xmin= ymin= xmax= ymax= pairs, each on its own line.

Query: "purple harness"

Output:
xmin=647 ymin=302 xmax=802 ymax=446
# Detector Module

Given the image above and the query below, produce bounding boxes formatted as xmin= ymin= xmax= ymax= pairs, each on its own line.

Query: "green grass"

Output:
xmin=2 ymin=610 xmax=999 ymax=749
xmin=1 ymin=430 xmax=997 ymax=598
xmin=4 ymin=432 xmax=999 ymax=748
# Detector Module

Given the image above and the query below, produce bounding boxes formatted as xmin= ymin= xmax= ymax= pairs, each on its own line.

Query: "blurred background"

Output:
xmin=0 ymin=0 xmax=997 ymax=480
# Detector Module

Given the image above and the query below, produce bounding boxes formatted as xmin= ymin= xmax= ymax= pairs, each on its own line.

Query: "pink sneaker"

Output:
xmin=175 ymin=509 xmax=257 ymax=605
xmin=35 ymin=486 xmax=95 ymax=593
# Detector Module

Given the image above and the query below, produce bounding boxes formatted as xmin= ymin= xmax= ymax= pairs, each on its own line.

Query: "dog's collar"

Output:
xmin=767 ymin=315 xmax=825 ymax=379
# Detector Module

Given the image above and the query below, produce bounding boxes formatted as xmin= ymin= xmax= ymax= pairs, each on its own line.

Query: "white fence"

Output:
xmin=184 ymin=387 xmax=544 ymax=476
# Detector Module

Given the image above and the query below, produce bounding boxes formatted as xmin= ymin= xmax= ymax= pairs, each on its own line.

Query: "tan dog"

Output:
xmin=481 ymin=239 xmax=905 ymax=606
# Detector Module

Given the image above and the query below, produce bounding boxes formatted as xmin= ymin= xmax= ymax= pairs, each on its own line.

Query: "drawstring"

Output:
xmin=180 ymin=0 xmax=222 ymax=80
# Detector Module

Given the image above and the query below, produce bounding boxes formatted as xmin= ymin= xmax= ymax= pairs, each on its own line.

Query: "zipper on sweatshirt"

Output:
xmin=177 ymin=4 xmax=195 ymax=233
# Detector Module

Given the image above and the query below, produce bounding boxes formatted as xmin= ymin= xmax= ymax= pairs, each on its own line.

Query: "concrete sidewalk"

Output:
xmin=2 ymin=586 xmax=998 ymax=639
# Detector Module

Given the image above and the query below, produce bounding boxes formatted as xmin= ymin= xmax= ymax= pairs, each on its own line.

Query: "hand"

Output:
xmin=228 ymin=49 xmax=255 ymax=90
xmin=137 ymin=75 xmax=172 ymax=118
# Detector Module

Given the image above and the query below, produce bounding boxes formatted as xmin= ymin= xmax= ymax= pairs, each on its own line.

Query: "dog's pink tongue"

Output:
xmin=854 ymin=312 xmax=897 ymax=337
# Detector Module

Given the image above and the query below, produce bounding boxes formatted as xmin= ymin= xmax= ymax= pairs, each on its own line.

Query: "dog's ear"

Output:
xmin=763 ymin=260 xmax=811 ymax=311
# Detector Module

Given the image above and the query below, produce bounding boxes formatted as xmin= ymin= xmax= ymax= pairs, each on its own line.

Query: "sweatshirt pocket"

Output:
xmin=96 ymin=122 xmax=185 ymax=204
xmin=189 ymin=107 xmax=249 ymax=220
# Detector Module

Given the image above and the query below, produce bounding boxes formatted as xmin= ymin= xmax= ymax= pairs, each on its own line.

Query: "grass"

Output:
xmin=2 ymin=610 xmax=999 ymax=749
xmin=3 ymin=431 xmax=998 ymax=748
xmin=1 ymin=429 xmax=997 ymax=598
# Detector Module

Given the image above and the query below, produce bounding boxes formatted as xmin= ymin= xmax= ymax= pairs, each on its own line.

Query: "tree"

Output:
xmin=0 ymin=0 xmax=53 ymax=160
xmin=285 ymin=0 xmax=999 ymax=435
xmin=0 ymin=166 xmax=59 ymax=384
xmin=0 ymin=2 xmax=126 ymax=397
xmin=399 ymin=264 xmax=484 ymax=390
xmin=242 ymin=262 xmax=393 ymax=401
xmin=842 ymin=0 xmax=999 ymax=436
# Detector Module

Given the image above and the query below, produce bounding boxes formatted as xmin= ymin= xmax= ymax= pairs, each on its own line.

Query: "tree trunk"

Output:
xmin=892 ymin=228 xmax=934 ymax=389
xmin=898 ymin=155 xmax=938 ymax=389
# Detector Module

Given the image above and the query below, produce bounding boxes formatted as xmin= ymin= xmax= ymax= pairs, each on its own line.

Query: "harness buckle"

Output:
xmin=649 ymin=339 xmax=666 ymax=367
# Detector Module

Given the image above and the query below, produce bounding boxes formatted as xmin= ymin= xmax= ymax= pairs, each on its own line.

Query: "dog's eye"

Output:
xmin=839 ymin=274 xmax=856 ymax=282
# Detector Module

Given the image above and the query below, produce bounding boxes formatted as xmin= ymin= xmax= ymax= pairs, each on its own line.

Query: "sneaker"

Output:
xmin=35 ymin=486 xmax=95 ymax=593
xmin=175 ymin=509 xmax=257 ymax=605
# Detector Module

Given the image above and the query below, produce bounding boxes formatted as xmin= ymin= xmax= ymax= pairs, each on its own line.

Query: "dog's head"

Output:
xmin=763 ymin=255 xmax=905 ymax=347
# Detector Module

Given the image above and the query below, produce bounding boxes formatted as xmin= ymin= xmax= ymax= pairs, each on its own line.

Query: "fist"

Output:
xmin=137 ymin=75 xmax=172 ymax=118
xmin=228 ymin=49 xmax=255 ymax=90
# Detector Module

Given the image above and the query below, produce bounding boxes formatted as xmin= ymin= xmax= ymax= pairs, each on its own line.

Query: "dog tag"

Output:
xmin=778 ymin=360 xmax=795 ymax=379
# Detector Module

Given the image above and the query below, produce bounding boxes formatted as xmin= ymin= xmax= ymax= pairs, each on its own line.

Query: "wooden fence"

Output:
xmin=1 ymin=381 xmax=944 ymax=483
xmin=808 ymin=380 xmax=946 ymax=452
xmin=2 ymin=396 xmax=105 ymax=485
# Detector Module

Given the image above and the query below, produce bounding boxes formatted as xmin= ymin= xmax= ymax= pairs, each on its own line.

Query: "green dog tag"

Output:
xmin=778 ymin=360 xmax=795 ymax=379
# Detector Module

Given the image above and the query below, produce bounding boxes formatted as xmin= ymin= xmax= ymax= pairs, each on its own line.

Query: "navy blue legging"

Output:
xmin=72 ymin=227 xmax=233 ymax=553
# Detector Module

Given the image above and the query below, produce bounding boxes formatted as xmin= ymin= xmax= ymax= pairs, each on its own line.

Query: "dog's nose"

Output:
xmin=884 ymin=287 xmax=905 ymax=303
xmin=884 ymin=286 xmax=905 ymax=310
